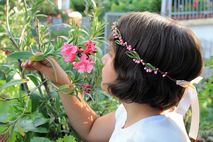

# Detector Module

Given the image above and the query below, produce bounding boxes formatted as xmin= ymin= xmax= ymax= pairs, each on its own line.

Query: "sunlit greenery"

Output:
xmin=0 ymin=0 xmax=212 ymax=141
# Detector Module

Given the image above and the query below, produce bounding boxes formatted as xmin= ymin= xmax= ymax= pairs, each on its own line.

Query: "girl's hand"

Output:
xmin=21 ymin=56 xmax=71 ymax=86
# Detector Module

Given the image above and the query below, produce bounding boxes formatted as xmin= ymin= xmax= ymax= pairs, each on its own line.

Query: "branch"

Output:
xmin=5 ymin=0 xmax=30 ymax=95
xmin=38 ymin=72 xmax=51 ymax=95
xmin=18 ymin=59 xmax=30 ymax=95
xmin=5 ymin=0 xmax=19 ymax=51
xmin=35 ymin=18 xmax=41 ymax=51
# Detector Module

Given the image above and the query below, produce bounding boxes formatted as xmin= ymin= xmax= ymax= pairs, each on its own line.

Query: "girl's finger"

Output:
xmin=21 ymin=62 xmax=34 ymax=70
xmin=21 ymin=62 xmax=25 ymax=67
xmin=21 ymin=60 xmax=33 ymax=69
xmin=25 ymin=60 xmax=31 ymax=68
xmin=21 ymin=61 xmax=28 ymax=68
xmin=40 ymin=59 xmax=51 ymax=67
xmin=28 ymin=60 xmax=32 ymax=66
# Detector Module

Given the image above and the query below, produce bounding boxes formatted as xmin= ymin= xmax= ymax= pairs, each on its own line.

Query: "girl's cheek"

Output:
xmin=101 ymin=54 xmax=107 ymax=64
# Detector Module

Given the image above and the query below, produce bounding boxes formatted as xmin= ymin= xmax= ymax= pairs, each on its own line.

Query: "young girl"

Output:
xmin=22 ymin=12 xmax=203 ymax=142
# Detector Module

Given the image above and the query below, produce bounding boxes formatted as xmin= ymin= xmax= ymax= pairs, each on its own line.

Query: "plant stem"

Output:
xmin=6 ymin=0 xmax=30 ymax=95
xmin=0 ymin=97 xmax=19 ymax=101
xmin=18 ymin=60 xmax=30 ymax=95
xmin=28 ymin=76 xmax=48 ymax=95
xmin=7 ymin=95 xmax=30 ymax=141
xmin=38 ymin=72 xmax=51 ymax=95
xmin=5 ymin=0 xmax=19 ymax=51
xmin=35 ymin=18 xmax=41 ymax=51
xmin=22 ymin=0 xmax=28 ymax=18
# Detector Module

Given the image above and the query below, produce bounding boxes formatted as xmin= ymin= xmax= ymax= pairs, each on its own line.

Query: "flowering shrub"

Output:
xmin=73 ymin=54 xmax=94 ymax=73
xmin=84 ymin=40 xmax=96 ymax=54
xmin=0 ymin=0 xmax=119 ymax=142
xmin=61 ymin=40 xmax=96 ymax=73
xmin=61 ymin=43 xmax=78 ymax=62
xmin=1 ymin=1 xmax=212 ymax=141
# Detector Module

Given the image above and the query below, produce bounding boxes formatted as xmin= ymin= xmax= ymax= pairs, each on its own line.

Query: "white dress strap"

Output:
xmin=175 ymin=76 xmax=202 ymax=140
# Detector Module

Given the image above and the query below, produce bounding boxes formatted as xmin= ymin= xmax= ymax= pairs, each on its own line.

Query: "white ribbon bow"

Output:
xmin=175 ymin=76 xmax=203 ymax=140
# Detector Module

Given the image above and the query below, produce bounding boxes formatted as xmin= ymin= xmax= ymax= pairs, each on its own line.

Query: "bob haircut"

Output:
xmin=108 ymin=12 xmax=203 ymax=110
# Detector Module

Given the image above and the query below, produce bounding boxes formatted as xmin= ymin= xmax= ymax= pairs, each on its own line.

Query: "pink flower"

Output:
xmin=64 ymin=54 xmax=76 ymax=62
xmin=80 ymin=84 xmax=92 ymax=93
xmin=73 ymin=54 xmax=94 ymax=73
xmin=61 ymin=43 xmax=78 ymax=57
xmin=84 ymin=40 xmax=96 ymax=54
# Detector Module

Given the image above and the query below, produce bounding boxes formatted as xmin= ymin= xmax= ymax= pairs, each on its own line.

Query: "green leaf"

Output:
xmin=8 ymin=51 xmax=33 ymax=59
xmin=50 ymin=91 xmax=61 ymax=112
xmin=57 ymin=35 xmax=69 ymax=41
xmin=0 ymin=121 xmax=9 ymax=125
xmin=27 ymin=74 xmax=40 ymax=87
xmin=17 ymin=125 xmax=25 ymax=137
xmin=32 ymin=127 xmax=49 ymax=133
xmin=63 ymin=135 xmax=76 ymax=142
xmin=43 ymin=45 xmax=55 ymax=56
xmin=30 ymin=54 xmax=45 ymax=61
xmin=30 ymin=93 xmax=42 ymax=112
xmin=0 ymin=101 xmax=10 ymax=122
xmin=56 ymin=135 xmax=76 ymax=142
xmin=0 ymin=65 xmax=11 ymax=73
xmin=35 ymin=14 xmax=48 ymax=18
xmin=31 ymin=137 xmax=53 ymax=142
xmin=0 ymin=79 xmax=27 ymax=91
xmin=31 ymin=44 xmax=38 ymax=53
xmin=57 ymin=84 xmax=74 ymax=95
xmin=33 ymin=117 xmax=48 ymax=127
xmin=0 ymin=71 xmax=6 ymax=80
xmin=16 ymin=111 xmax=49 ymax=133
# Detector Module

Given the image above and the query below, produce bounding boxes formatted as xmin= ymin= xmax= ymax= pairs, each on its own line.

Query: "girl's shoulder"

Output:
xmin=113 ymin=104 xmax=191 ymax=142
xmin=133 ymin=112 xmax=190 ymax=142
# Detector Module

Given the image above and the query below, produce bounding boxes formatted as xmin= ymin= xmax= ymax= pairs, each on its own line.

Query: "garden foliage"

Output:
xmin=0 ymin=0 xmax=118 ymax=141
xmin=71 ymin=0 xmax=162 ymax=17
xmin=0 ymin=0 xmax=212 ymax=142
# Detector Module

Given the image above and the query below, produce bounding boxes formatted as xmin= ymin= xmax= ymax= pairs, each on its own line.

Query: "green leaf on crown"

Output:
xmin=146 ymin=63 xmax=156 ymax=70
xmin=126 ymin=50 xmax=140 ymax=60
xmin=115 ymin=40 xmax=121 ymax=45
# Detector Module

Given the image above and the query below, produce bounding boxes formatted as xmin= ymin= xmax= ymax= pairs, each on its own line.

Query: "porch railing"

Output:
xmin=161 ymin=0 xmax=213 ymax=20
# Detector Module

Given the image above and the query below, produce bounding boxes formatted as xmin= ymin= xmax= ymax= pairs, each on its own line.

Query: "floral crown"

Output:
xmin=111 ymin=21 xmax=202 ymax=140
xmin=111 ymin=22 xmax=177 ymax=83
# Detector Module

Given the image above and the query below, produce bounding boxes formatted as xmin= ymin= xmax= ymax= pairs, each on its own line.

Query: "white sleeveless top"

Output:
xmin=109 ymin=104 xmax=191 ymax=142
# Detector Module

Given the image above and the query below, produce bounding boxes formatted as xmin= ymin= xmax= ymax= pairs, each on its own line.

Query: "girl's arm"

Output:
xmin=21 ymin=58 xmax=115 ymax=141
xmin=60 ymin=93 xmax=115 ymax=141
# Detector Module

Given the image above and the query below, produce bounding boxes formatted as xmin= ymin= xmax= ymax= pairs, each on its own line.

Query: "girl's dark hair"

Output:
xmin=108 ymin=12 xmax=203 ymax=110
